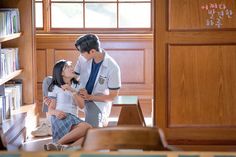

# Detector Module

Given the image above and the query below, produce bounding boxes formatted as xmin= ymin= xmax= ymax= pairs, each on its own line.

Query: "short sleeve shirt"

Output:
xmin=74 ymin=51 xmax=121 ymax=118
xmin=48 ymin=83 xmax=79 ymax=116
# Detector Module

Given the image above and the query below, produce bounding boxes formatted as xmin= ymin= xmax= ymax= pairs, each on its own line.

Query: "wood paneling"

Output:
xmin=169 ymin=0 xmax=236 ymax=30
xmin=37 ymin=83 xmax=42 ymax=102
xmin=36 ymin=50 xmax=46 ymax=82
xmin=168 ymin=45 xmax=236 ymax=127
xmin=54 ymin=50 xmax=78 ymax=66
xmin=108 ymin=50 xmax=145 ymax=83
xmin=155 ymin=0 xmax=236 ymax=149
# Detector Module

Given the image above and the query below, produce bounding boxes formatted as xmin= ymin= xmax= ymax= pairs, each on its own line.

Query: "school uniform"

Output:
xmin=75 ymin=51 xmax=121 ymax=127
xmin=48 ymin=83 xmax=83 ymax=142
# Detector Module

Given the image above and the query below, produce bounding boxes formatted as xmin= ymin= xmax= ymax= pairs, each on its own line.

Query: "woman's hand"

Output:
xmin=73 ymin=73 xmax=80 ymax=82
xmin=43 ymin=97 xmax=54 ymax=106
xmin=54 ymin=110 xmax=67 ymax=119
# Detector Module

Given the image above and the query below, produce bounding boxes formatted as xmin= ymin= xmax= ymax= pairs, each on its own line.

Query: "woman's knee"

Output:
xmin=79 ymin=122 xmax=92 ymax=130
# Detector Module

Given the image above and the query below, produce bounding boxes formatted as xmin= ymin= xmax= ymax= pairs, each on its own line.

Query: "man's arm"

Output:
xmin=79 ymin=89 xmax=119 ymax=102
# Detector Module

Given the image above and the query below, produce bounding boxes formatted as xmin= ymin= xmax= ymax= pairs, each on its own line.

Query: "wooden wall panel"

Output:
xmin=168 ymin=45 xmax=236 ymax=127
xmin=108 ymin=50 xmax=144 ymax=83
xmin=37 ymin=83 xmax=42 ymax=102
xmin=54 ymin=50 xmax=78 ymax=67
xmin=169 ymin=0 xmax=236 ymax=30
xmin=36 ymin=50 xmax=46 ymax=82
xmin=155 ymin=0 xmax=236 ymax=149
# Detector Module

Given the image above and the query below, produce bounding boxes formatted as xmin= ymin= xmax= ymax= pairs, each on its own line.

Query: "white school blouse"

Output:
xmin=48 ymin=83 xmax=79 ymax=117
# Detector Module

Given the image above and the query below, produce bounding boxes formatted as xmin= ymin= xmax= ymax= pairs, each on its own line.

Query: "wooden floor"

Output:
xmin=22 ymin=137 xmax=52 ymax=151
xmin=14 ymin=104 xmax=49 ymax=151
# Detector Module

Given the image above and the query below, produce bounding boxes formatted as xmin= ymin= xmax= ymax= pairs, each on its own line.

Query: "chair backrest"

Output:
xmin=0 ymin=134 xmax=6 ymax=150
xmin=81 ymin=126 xmax=167 ymax=151
xmin=42 ymin=76 xmax=52 ymax=112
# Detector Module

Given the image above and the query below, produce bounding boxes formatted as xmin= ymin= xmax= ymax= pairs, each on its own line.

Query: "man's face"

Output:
xmin=79 ymin=51 xmax=94 ymax=61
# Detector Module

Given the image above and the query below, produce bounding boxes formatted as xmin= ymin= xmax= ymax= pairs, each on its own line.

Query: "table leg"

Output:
xmin=117 ymin=104 xmax=146 ymax=126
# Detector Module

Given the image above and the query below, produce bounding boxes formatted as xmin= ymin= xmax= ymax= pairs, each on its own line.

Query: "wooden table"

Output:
xmin=112 ymin=96 xmax=146 ymax=126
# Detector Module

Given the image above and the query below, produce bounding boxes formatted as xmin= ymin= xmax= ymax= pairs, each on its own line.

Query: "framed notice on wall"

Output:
xmin=168 ymin=0 xmax=236 ymax=31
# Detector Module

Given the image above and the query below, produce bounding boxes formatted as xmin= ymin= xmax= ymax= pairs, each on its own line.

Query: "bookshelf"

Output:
xmin=0 ymin=0 xmax=35 ymax=150
xmin=0 ymin=33 xmax=21 ymax=43
xmin=0 ymin=34 xmax=23 ymax=87
xmin=0 ymin=70 xmax=22 ymax=86
xmin=0 ymin=35 xmax=25 ymax=150
xmin=0 ymin=25 xmax=25 ymax=151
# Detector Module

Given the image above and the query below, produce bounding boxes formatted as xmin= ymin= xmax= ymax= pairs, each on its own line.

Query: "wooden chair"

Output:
xmin=0 ymin=135 xmax=6 ymax=150
xmin=81 ymin=126 xmax=177 ymax=151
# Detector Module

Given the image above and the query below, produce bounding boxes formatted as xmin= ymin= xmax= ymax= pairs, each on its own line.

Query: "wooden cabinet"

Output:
xmin=154 ymin=0 xmax=236 ymax=151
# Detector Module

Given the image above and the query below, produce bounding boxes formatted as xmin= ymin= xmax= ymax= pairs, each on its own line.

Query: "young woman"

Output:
xmin=44 ymin=60 xmax=91 ymax=151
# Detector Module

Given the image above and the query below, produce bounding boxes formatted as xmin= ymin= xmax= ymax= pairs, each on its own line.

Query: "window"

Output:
xmin=35 ymin=0 xmax=152 ymax=32
xmin=35 ymin=0 xmax=43 ymax=28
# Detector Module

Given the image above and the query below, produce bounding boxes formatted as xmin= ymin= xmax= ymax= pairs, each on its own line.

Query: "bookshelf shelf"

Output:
xmin=0 ymin=69 xmax=23 ymax=86
xmin=0 ymin=33 xmax=21 ymax=43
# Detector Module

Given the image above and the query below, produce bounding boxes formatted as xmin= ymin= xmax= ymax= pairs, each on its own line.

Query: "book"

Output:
xmin=1 ymin=95 xmax=6 ymax=121
xmin=4 ymin=91 xmax=11 ymax=119
xmin=5 ymin=80 xmax=22 ymax=111
xmin=0 ymin=95 xmax=4 ymax=124
xmin=0 ymin=48 xmax=2 ymax=78
xmin=0 ymin=48 xmax=19 ymax=79
xmin=0 ymin=8 xmax=20 ymax=36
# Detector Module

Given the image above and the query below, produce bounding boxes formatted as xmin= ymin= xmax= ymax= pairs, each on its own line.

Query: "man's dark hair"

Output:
xmin=75 ymin=34 xmax=100 ymax=53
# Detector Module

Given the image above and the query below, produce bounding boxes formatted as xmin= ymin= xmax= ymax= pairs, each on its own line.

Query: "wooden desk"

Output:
xmin=112 ymin=96 xmax=146 ymax=126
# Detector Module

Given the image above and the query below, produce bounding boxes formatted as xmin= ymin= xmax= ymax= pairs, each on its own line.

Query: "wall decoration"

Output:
xmin=201 ymin=3 xmax=233 ymax=28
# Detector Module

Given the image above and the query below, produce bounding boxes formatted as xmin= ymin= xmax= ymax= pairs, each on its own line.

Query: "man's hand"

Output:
xmin=79 ymin=88 xmax=91 ymax=100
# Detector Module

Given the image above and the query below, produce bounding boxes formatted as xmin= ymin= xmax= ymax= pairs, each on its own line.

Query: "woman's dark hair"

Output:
xmin=75 ymin=34 xmax=100 ymax=53
xmin=48 ymin=60 xmax=78 ymax=92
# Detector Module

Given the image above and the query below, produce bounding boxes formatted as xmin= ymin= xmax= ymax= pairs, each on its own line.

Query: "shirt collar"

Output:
xmin=101 ymin=50 xmax=109 ymax=68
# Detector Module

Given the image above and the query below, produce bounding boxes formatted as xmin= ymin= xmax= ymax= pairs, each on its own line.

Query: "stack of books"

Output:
xmin=0 ymin=8 xmax=20 ymax=37
xmin=0 ymin=48 xmax=19 ymax=79
xmin=0 ymin=79 xmax=22 ymax=124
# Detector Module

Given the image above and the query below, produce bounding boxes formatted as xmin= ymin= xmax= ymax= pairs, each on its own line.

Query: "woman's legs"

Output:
xmin=70 ymin=137 xmax=84 ymax=146
xmin=57 ymin=122 xmax=91 ymax=145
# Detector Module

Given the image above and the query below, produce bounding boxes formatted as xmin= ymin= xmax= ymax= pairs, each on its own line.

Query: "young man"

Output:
xmin=75 ymin=34 xmax=121 ymax=127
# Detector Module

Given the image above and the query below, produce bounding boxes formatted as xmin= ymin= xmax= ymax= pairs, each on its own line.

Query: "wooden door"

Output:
xmin=154 ymin=0 xmax=236 ymax=150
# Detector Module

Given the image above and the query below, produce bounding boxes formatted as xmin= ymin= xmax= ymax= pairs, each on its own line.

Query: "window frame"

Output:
xmin=35 ymin=0 xmax=153 ymax=34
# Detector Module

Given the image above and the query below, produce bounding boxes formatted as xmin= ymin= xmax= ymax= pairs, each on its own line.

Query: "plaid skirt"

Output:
xmin=51 ymin=113 xmax=83 ymax=143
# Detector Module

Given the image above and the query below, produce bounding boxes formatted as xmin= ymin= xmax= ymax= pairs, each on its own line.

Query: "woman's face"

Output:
xmin=62 ymin=62 xmax=75 ymax=78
